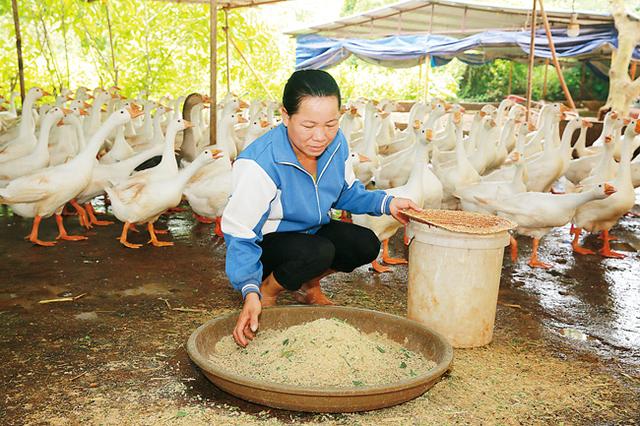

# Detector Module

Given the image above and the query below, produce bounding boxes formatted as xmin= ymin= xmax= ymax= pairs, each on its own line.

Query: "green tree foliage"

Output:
xmin=457 ymin=59 xmax=608 ymax=102
xmin=0 ymin=0 xmax=291 ymax=101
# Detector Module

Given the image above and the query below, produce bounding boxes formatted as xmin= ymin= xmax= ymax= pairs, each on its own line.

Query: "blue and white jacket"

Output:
xmin=221 ymin=123 xmax=393 ymax=299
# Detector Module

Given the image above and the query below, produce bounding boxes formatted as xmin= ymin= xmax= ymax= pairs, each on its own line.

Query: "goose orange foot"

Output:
xmin=147 ymin=222 xmax=174 ymax=247
xmin=118 ymin=222 xmax=142 ymax=249
xmin=509 ymin=235 xmax=518 ymax=262
xmin=214 ymin=217 xmax=223 ymax=237
xmin=528 ymin=238 xmax=551 ymax=268
xmin=381 ymin=239 xmax=407 ymax=265
xmin=371 ymin=260 xmax=391 ymax=273
xmin=571 ymin=227 xmax=595 ymax=255
xmin=27 ymin=216 xmax=56 ymax=246
xmin=598 ymin=231 xmax=625 ymax=258
xmin=85 ymin=202 xmax=113 ymax=226
xmin=528 ymin=258 xmax=552 ymax=269
xmin=70 ymin=199 xmax=92 ymax=229
xmin=54 ymin=214 xmax=88 ymax=241
xmin=194 ymin=213 xmax=215 ymax=224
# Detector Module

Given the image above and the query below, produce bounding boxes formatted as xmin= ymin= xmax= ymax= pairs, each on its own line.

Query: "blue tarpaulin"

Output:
xmin=295 ymin=24 xmax=640 ymax=79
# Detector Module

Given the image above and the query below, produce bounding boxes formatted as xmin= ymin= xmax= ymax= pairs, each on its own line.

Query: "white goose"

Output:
xmin=183 ymin=151 xmax=233 ymax=235
xmin=105 ymin=149 xmax=221 ymax=248
xmin=477 ymin=183 xmax=616 ymax=268
xmin=76 ymin=144 xmax=164 ymax=226
xmin=0 ymin=87 xmax=49 ymax=156
xmin=353 ymin=156 xmax=438 ymax=273
xmin=571 ymin=120 xmax=640 ymax=258
xmin=0 ymin=107 xmax=68 ymax=185
xmin=49 ymin=106 xmax=88 ymax=166
xmin=0 ymin=107 xmax=142 ymax=246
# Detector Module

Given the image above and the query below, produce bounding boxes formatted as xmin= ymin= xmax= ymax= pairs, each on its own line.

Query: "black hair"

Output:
xmin=282 ymin=69 xmax=341 ymax=116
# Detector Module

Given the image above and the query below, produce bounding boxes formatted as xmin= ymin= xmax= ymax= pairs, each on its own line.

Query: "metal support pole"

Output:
xmin=538 ymin=0 xmax=576 ymax=110
xmin=224 ymin=8 xmax=230 ymax=94
xmin=508 ymin=61 xmax=513 ymax=95
xmin=11 ymin=0 xmax=25 ymax=104
xmin=542 ymin=58 xmax=549 ymax=99
xmin=525 ymin=0 xmax=537 ymax=124
xmin=424 ymin=55 xmax=431 ymax=102
xmin=210 ymin=0 xmax=218 ymax=146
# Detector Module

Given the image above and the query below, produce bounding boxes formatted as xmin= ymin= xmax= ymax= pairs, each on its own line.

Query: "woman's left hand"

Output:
xmin=389 ymin=197 xmax=422 ymax=224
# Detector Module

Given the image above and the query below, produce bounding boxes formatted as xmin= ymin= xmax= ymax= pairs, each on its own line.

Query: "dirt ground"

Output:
xmin=1 ymin=195 xmax=638 ymax=425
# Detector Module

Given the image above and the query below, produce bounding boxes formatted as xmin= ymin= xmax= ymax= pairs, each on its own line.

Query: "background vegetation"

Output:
xmin=0 ymin=0 xmax=636 ymax=103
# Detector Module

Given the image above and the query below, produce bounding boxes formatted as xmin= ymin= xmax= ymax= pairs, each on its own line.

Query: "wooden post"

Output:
xmin=507 ymin=61 xmax=513 ymax=95
xmin=537 ymin=0 xmax=576 ymax=110
xmin=424 ymin=55 xmax=431 ymax=102
xmin=11 ymin=0 xmax=25 ymax=104
xmin=526 ymin=0 xmax=537 ymax=124
xmin=210 ymin=0 xmax=218 ymax=146
xmin=542 ymin=58 xmax=549 ymax=99
xmin=224 ymin=8 xmax=230 ymax=94
xmin=104 ymin=1 xmax=118 ymax=86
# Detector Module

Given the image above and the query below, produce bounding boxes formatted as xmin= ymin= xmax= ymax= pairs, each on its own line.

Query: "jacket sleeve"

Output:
xmin=221 ymin=159 xmax=277 ymax=299
xmin=333 ymin=149 xmax=393 ymax=216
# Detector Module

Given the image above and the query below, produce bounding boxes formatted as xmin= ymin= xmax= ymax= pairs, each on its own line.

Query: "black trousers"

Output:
xmin=258 ymin=220 xmax=380 ymax=291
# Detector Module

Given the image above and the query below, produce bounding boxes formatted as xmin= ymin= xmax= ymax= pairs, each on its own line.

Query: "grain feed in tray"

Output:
xmin=402 ymin=208 xmax=516 ymax=234
xmin=210 ymin=318 xmax=436 ymax=388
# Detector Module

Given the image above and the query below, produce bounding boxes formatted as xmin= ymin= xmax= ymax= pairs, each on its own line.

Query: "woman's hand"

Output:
xmin=389 ymin=197 xmax=422 ymax=225
xmin=233 ymin=292 xmax=261 ymax=347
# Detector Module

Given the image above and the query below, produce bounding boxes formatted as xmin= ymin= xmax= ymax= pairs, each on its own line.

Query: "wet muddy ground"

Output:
xmin=0 ymin=194 xmax=638 ymax=425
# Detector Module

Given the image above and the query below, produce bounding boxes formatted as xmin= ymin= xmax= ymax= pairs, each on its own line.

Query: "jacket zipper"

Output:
xmin=277 ymin=161 xmax=323 ymax=225
xmin=277 ymin=141 xmax=342 ymax=226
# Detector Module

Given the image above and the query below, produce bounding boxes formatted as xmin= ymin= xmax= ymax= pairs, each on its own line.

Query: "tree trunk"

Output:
xmin=10 ymin=0 xmax=25 ymax=104
xmin=604 ymin=0 xmax=640 ymax=116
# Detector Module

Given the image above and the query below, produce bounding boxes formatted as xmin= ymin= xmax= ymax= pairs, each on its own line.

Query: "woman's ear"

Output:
xmin=281 ymin=106 xmax=290 ymax=127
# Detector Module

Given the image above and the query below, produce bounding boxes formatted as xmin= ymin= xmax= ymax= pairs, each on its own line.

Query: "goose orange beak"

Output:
xmin=425 ymin=129 xmax=434 ymax=140
xmin=559 ymin=104 xmax=571 ymax=113
xmin=379 ymin=111 xmax=390 ymax=119
xmin=604 ymin=183 xmax=617 ymax=196
xmin=237 ymin=116 xmax=248 ymax=124
xmin=211 ymin=149 xmax=223 ymax=159
xmin=61 ymin=108 xmax=73 ymax=115
xmin=635 ymin=120 xmax=640 ymax=134
xmin=260 ymin=119 xmax=270 ymax=128
xmin=56 ymin=119 xmax=65 ymax=127
xmin=79 ymin=109 xmax=89 ymax=116
xmin=238 ymin=99 xmax=249 ymax=109
xmin=358 ymin=154 xmax=371 ymax=163
xmin=42 ymin=90 xmax=52 ymax=97
xmin=413 ymin=119 xmax=421 ymax=130
xmin=604 ymin=135 xmax=613 ymax=144
xmin=127 ymin=106 xmax=144 ymax=119
xmin=183 ymin=120 xmax=194 ymax=129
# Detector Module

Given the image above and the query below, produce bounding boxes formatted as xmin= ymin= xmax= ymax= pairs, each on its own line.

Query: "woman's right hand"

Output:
xmin=233 ymin=292 xmax=261 ymax=347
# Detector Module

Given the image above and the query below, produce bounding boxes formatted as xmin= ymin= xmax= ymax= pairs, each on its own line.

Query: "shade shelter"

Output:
xmin=286 ymin=0 xmax=640 ymax=114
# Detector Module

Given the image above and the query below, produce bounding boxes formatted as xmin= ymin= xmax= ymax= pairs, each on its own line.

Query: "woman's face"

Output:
xmin=282 ymin=96 xmax=340 ymax=160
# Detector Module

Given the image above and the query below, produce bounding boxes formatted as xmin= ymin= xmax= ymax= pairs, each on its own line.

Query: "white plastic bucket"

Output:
xmin=406 ymin=221 xmax=510 ymax=348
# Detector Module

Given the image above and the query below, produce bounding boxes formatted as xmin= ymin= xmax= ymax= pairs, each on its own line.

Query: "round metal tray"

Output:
xmin=187 ymin=305 xmax=453 ymax=413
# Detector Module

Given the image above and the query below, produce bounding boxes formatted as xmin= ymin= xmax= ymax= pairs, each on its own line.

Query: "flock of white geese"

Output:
xmin=0 ymin=87 xmax=638 ymax=271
